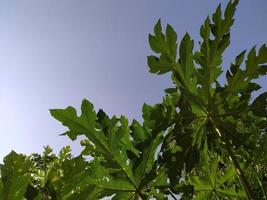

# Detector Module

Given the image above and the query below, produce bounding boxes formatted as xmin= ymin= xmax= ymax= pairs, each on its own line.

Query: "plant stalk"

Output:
xmin=210 ymin=119 xmax=254 ymax=200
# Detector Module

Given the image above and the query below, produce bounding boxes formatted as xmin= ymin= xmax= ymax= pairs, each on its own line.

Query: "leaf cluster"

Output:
xmin=0 ymin=0 xmax=267 ymax=199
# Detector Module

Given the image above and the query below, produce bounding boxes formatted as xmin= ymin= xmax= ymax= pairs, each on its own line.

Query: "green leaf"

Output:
xmin=0 ymin=178 xmax=3 ymax=200
xmin=194 ymin=0 xmax=238 ymax=102
xmin=88 ymin=158 xmax=136 ymax=193
xmin=217 ymin=188 xmax=246 ymax=198
xmin=258 ymin=44 xmax=267 ymax=63
xmin=119 ymin=116 xmax=140 ymax=157
xmin=0 ymin=151 xmax=30 ymax=200
xmin=112 ymin=192 xmax=134 ymax=200
xmin=110 ymin=149 xmax=137 ymax=188
xmin=189 ymin=143 xmax=246 ymax=199
xmin=226 ymin=46 xmax=267 ymax=96
xmin=50 ymin=99 xmax=110 ymax=154
xmin=148 ymin=20 xmax=177 ymax=74
xmin=131 ymin=119 xmax=147 ymax=143
xmin=135 ymin=131 xmax=164 ymax=183
xmin=174 ymin=33 xmax=197 ymax=94
xmin=166 ymin=24 xmax=178 ymax=61
xmin=189 ymin=176 xmax=213 ymax=192
xmin=250 ymin=92 xmax=267 ymax=117
xmin=148 ymin=20 xmax=164 ymax=53
xmin=1 ymin=1 xmax=265 ymax=199
xmin=147 ymin=55 xmax=173 ymax=74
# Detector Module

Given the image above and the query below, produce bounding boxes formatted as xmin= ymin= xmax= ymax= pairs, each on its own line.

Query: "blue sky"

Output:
xmin=0 ymin=0 xmax=266 ymax=161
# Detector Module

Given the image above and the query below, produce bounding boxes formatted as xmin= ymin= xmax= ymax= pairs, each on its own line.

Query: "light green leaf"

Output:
xmin=50 ymin=99 xmax=110 ymax=154
xmin=0 ymin=151 xmax=30 ymax=200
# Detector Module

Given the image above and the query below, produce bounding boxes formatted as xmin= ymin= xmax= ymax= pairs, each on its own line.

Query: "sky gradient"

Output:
xmin=0 ymin=0 xmax=266 ymax=161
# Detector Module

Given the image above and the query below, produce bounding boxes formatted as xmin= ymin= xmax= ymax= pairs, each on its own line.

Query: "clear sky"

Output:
xmin=0 ymin=0 xmax=266 ymax=161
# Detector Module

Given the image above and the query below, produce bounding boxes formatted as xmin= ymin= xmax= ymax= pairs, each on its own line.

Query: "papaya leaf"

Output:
xmin=0 ymin=151 xmax=31 ymax=200
xmin=189 ymin=144 xmax=246 ymax=199
xmin=225 ymin=46 xmax=267 ymax=96
xmin=148 ymin=20 xmax=177 ymax=74
xmin=50 ymin=156 xmax=101 ymax=200
xmin=175 ymin=33 xmax=197 ymax=94
xmin=195 ymin=0 xmax=238 ymax=103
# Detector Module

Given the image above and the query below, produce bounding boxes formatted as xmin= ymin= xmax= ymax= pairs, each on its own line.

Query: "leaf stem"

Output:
xmin=96 ymin=185 xmax=136 ymax=192
xmin=210 ymin=118 xmax=254 ymax=199
xmin=256 ymin=173 xmax=267 ymax=199
xmin=168 ymin=188 xmax=178 ymax=200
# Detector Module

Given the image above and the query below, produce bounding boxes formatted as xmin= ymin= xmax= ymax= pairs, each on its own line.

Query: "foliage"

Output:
xmin=0 ymin=0 xmax=267 ymax=199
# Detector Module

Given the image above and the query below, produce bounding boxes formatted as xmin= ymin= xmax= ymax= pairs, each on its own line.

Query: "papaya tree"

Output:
xmin=0 ymin=0 xmax=266 ymax=199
